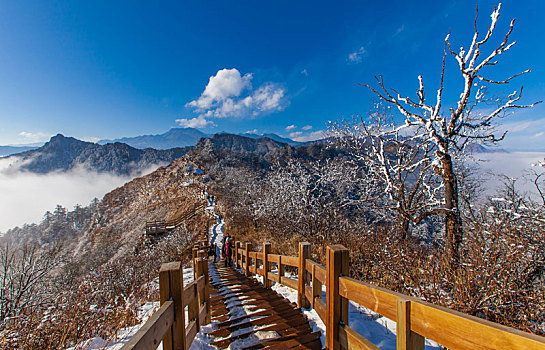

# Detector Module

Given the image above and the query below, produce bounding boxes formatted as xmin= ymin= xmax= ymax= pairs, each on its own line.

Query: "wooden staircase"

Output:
xmin=207 ymin=264 xmax=321 ymax=349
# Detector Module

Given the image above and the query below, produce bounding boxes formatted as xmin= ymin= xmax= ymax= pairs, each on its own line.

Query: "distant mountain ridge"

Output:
xmin=464 ymin=143 xmax=508 ymax=154
xmin=98 ymin=128 xmax=209 ymax=149
xmin=99 ymin=127 xmax=301 ymax=149
xmin=0 ymin=145 xmax=39 ymax=157
xmin=5 ymin=134 xmax=190 ymax=175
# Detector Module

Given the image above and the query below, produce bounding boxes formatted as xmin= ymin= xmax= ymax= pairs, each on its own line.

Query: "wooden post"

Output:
xmin=192 ymin=248 xmax=198 ymax=279
xmin=241 ymin=243 xmax=245 ymax=271
xmin=397 ymin=299 xmax=425 ymax=350
xmin=278 ymin=255 xmax=284 ymax=283
xmin=190 ymin=258 xmax=202 ymax=334
xmin=311 ymin=264 xmax=322 ymax=309
xmin=236 ymin=241 xmax=241 ymax=268
xmin=326 ymin=245 xmax=349 ymax=350
xmin=231 ymin=240 xmax=236 ymax=265
xmin=234 ymin=240 xmax=238 ymax=268
xmin=263 ymin=243 xmax=271 ymax=288
xmin=159 ymin=262 xmax=185 ymax=350
xmin=203 ymin=260 xmax=211 ymax=324
xmin=245 ymin=242 xmax=251 ymax=276
xmin=298 ymin=242 xmax=311 ymax=308
xmin=196 ymin=259 xmax=206 ymax=327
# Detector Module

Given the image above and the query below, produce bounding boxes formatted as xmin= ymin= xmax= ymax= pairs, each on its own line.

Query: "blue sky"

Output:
xmin=1 ymin=0 xmax=544 ymax=149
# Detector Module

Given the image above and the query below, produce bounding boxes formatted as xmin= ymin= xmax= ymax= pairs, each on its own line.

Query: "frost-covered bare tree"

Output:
xmin=0 ymin=242 xmax=60 ymax=328
xmin=332 ymin=110 xmax=443 ymax=240
xmin=527 ymin=159 xmax=545 ymax=207
xmin=250 ymin=157 xmax=367 ymax=240
xmin=341 ymin=4 xmax=540 ymax=268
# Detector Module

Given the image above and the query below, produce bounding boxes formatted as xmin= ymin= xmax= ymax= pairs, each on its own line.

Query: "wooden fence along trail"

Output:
xmin=123 ymin=238 xmax=545 ymax=350
xmin=145 ymin=204 xmax=206 ymax=235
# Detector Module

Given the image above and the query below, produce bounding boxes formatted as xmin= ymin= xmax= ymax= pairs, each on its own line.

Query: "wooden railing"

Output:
xmin=121 ymin=241 xmax=210 ymax=350
xmin=145 ymin=204 xmax=206 ymax=235
xmin=230 ymin=240 xmax=545 ymax=350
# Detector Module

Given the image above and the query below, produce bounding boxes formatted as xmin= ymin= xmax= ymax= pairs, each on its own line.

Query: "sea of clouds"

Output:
xmin=0 ymin=158 xmax=160 ymax=232
xmin=472 ymin=151 xmax=545 ymax=197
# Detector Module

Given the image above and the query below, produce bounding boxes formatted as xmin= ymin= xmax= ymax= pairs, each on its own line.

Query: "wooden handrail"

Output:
xmin=145 ymin=204 xmax=206 ymax=234
xmin=228 ymin=239 xmax=545 ymax=350
xmin=121 ymin=301 xmax=175 ymax=350
xmin=122 ymin=247 xmax=211 ymax=350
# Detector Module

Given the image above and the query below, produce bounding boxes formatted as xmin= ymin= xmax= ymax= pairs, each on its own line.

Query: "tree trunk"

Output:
xmin=441 ymin=153 xmax=463 ymax=270
xmin=398 ymin=215 xmax=409 ymax=240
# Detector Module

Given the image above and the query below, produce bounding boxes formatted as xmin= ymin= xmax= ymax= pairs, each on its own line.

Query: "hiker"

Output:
xmin=224 ymin=236 xmax=232 ymax=267
xmin=222 ymin=233 xmax=228 ymax=250
xmin=208 ymin=243 xmax=217 ymax=263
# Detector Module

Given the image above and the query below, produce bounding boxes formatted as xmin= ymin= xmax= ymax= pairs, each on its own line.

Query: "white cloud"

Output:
xmin=245 ymin=129 xmax=258 ymax=134
xmin=348 ymin=46 xmax=367 ymax=63
xmin=289 ymin=131 xmax=303 ymax=138
xmin=82 ymin=137 xmax=100 ymax=143
xmin=187 ymin=68 xmax=252 ymax=110
xmin=252 ymin=84 xmax=284 ymax=113
xmin=175 ymin=115 xmax=215 ymax=128
xmin=186 ymin=68 xmax=287 ymax=119
xmin=475 ymin=151 xmax=545 ymax=197
xmin=285 ymin=125 xmax=297 ymax=131
xmin=497 ymin=116 xmax=545 ymax=151
xmin=302 ymin=125 xmax=313 ymax=131
xmin=18 ymin=131 xmax=51 ymax=143
xmin=301 ymin=69 xmax=308 ymax=76
xmin=292 ymin=130 xmax=326 ymax=142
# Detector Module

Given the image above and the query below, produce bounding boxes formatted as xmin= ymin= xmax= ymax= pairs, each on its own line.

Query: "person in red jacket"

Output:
xmin=223 ymin=236 xmax=232 ymax=267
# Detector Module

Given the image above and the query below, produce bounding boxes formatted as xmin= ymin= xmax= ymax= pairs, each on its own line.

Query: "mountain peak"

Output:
xmin=47 ymin=133 xmax=86 ymax=144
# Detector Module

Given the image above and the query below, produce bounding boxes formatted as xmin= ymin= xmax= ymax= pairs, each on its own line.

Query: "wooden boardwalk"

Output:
xmin=123 ymin=238 xmax=545 ymax=350
xmin=206 ymin=263 xmax=322 ymax=349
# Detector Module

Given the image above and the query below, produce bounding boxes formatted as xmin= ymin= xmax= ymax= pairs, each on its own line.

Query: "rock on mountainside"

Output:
xmin=5 ymin=134 xmax=190 ymax=175
xmin=98 ymin=127 xmax=209 ymax=149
